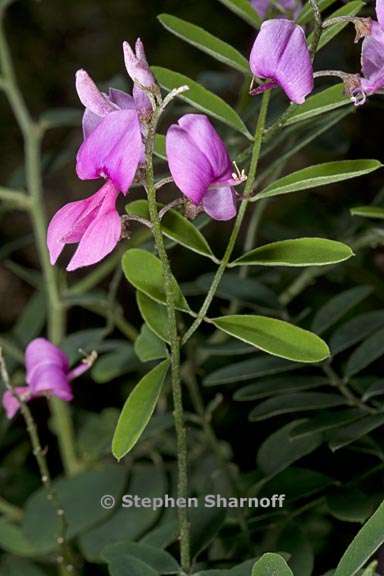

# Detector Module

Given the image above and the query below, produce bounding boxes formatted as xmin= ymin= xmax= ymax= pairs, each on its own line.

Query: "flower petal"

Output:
xmin=66 ymin=185 xmax=121 ymax=271
xmin=166 ymin=124 xmax=214 ymax=205
xmin=108 ymin=88 xmax=135 ymax=110
xmin=76 ymin=70 xmax=115 ymax=116
xmin=26 ymin=338 xmax=69 ymax=389
xmin=47 ymin=190 xmax=104 ymax=265
xmin=250 ymin=19 xmax=313 ymax=104
xmin=2 ymin=387 xmax=31 ymax=419
xmin=203 ymin=186 xmax=237 ymax=221
xmin=177 ymin=115 xmax=233 ymax=182
xmin=361 ymin=36 xmax=384 ymax=94
xmin=76 ymin=109 xmax=143 ymax=193
xmin=82 ymin=109 xmax=103 ymax=139
xmin=376 ymin=0 xmax=384 ymax=29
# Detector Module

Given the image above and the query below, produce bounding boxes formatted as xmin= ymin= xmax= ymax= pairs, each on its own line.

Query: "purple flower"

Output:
xmin=2 ymin=338 xmax=90 ymax=419
xmin=47 ymin=180 xmax=121 ymax=271
xmin=48 ymin=69 xmax=145 ymax=271
xmin=166 ymin=114 xmax=243 ymax=221
xmin=251 ymin=0 xmax=302 ymax=20
xmin=360 ymin=36 xmax=384 ymax=99
xmin=249 ymin=19 xmax=313 ymax=104
xmin=75 ymin=70 xmax=144 ymax=193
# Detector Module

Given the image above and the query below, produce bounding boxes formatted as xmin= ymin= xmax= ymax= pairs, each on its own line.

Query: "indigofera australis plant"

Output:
xmin=1 ymin=0 xmax=384 ymax=574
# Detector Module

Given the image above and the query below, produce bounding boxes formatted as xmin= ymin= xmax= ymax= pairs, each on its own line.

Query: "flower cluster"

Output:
xmin=2 ymin=338 xmax=92 ymax=418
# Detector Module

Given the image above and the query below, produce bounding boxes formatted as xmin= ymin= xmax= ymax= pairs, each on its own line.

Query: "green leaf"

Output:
xmin=330 ymin=311 xmax=384 ymax=355
xmin=137 ymin=292 xmax=170 ymax=344
xmin=154 ymin=134 xmax=166 ymax=160
xmin=313 ymin=1 xmax=365 ymax=51
xmin=344 ymin=326 xmax=384 ymax=378
xmin=135 ymin=325 xmax=168 ymax=363
xmin=290 ymin=409 xmax=363 ymax=439
xmin=91 ymin=343 xmax=140 ymax=383
xmin=190 ymin=504 xmax=226 ymax=559
xmin=103 ymin=542 xmax=180 ymax=575
xmin=351 ymin=206 xmax=384 ymax=219
xmin=204 ymin=355 xmax=300 ymax=386
xmin=259 ymin=467 xmax=334 ymax=503
xmin=112 ymin=360 xmax=170 ymax=460
xmin=334 ymin=500 xmax=384 ymax=576
xmin=328 ymin=414 xmax=384 ymax=451
xmin=122 ymin=248 xmax=190 ymax=312
xmin=78 ymin=408 xmax=119 ymax=462
xmin=249 ymin=392 xmax=345 ymax=422
xmin=277 ymin=524 xmax=314 ymax=576
xmin=158 ymin=14 xmax=250 ymax=74
xmin=231 ymin=238 xmax=354 ymax=267
xmin=211 ymin=315 xmax=330 ymax=363
xmin=12 ymin=291 xmax=46 ymax=346
xmin=0 ymin=518 xmax=41 ymax=556
xmin=127 ymin=199 xmax=216 ymax=260
xmin=234 ymin=375 xmax=328 ymax=401
xmin=285 ymin=84 xmax=351 ymax=126
xmin=23 ymin=465 xmax=127 ymax=553
xmin=215 ymin=0 xmax=261 ymax=27
xmin=257 ymin=420 xmax=323 ymax=476
xmin=311 ymin=286 xmax=372 ymax=335
xmin=152 ymin=66 xmax=252 ymax=139
xmin=79 ymin=465 xmax=166 ymax=561
xmin=252 ymin=553 xmax=294 ymax=576
xmin=0 ymin=557 xmax=48 ymax=576
xmin=327 ymin=487 xmax=374 ymax=524
xmin=255 ymin=160 xmax=383 ymax=200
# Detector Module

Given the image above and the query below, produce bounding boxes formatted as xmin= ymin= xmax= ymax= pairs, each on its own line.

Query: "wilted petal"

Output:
xmin=178 ymin=115 xmax=233 ymax=182
xmin=123 ymin=39 xmax=155 ymax=88
xmin=203 ymin=186 xmax=237 ymax=221
xmin=67 ymin=182 xmax=121 ymax=271
xmin=166 ymin=124 xmax=214 ymax=205
xmin=250 ymin=19 xmax=313 ymax=104
xmin=2 ymin=387 xmax=31 ymax=419
xmin=76 ymin=109 xmax=143 ymax=193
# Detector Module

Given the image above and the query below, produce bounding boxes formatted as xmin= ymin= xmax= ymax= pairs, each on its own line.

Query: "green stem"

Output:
xmin=145 ymin=111 xmax=190 ymax=572
xmin=309 ymin=0 xmax=322 ymax=57
xmin=0 ymin=187 xmax=31 ymax=208
xmin=0 ymin=14 xmax=79 ymax=477
xmin=182 ymin=91 xmax=271 ymax=346
xmin=0 ymin=352 xmax=77 ymax=576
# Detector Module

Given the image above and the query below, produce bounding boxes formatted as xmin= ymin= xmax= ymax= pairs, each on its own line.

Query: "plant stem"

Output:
xmin=0 ymin=14 xmax=79 ymax=476
xmin=145 ymin=110 xmax=190 ymax=572
xmin=0 ymin=351 xmax=77 ymax=575
xmin=182 ymin=91 xmax=271 ymax=346
xmin=309 ymin=0 xmax=322 ymax=57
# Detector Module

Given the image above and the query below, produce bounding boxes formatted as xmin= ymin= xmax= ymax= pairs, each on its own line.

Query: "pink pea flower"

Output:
xmin=48 ymin=69 xmax=145 ymax=271
xmin=2 ymin=338 xmax=91 ymax=419
xmin=251 ymin=0 xmax=302 ymax=20
xmin=249 ymin=19 xmax=314 ymax=104
xmin=166 ymin=114 xmax=245 ymax=221
xmin=360 ymin=36 xmax=384 ymax=100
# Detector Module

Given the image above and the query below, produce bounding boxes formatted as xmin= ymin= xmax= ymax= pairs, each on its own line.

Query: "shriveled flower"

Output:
xmin=166 ymin=114 xmax=245 ymax=221
xmin=2 ymin=338 xmax=91 ymax=419
xmin=48 ymin=69 xmax=145 ymax=271
xmin=249 ymin=19 xmax=313 ymax=104
xmin=123 ymin=38 xmax=156 ymax=114
xmin=251 ymin=0 xmax=302 ymax=20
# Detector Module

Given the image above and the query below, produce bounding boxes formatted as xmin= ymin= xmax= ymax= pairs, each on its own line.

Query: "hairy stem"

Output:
xmin=0 ymin=14 xmax=79 ymax=476
xmin=182 ymin=91 xmax=271 ymax=345
xmin=309 ymin=0 xmax=322 ymax=57
xmin=145 ymin=110 xmax=190 ymax=572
